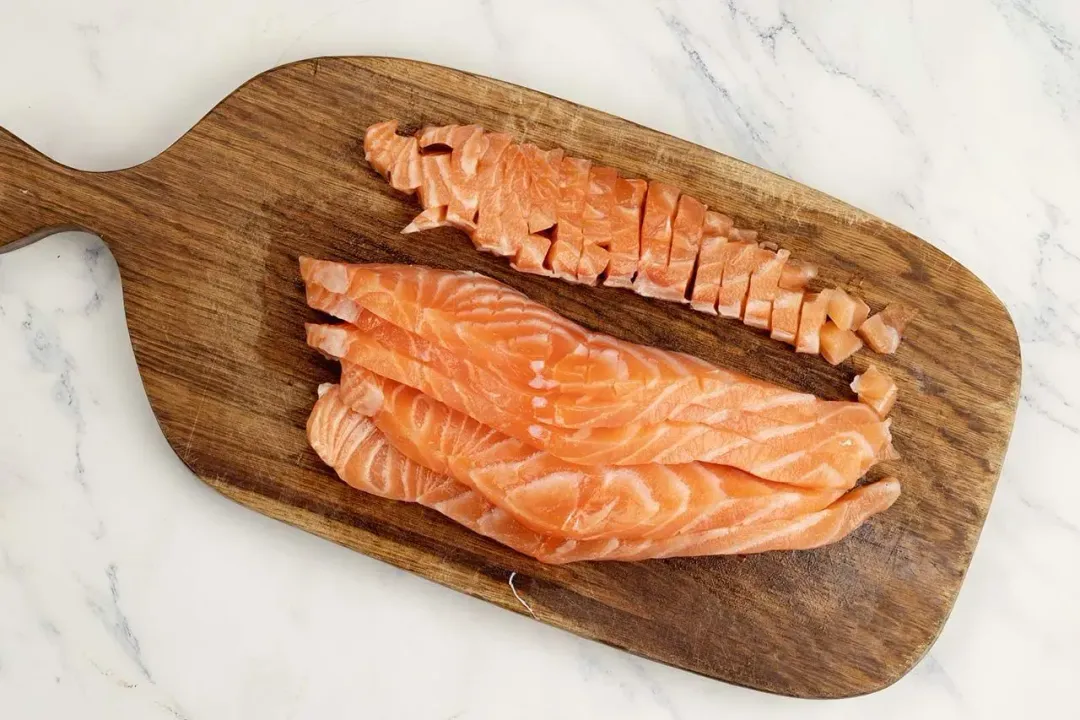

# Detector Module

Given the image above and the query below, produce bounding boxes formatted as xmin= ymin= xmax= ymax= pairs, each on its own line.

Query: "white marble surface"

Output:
xmin=1 ymin=0 xmax=1078 ymax=717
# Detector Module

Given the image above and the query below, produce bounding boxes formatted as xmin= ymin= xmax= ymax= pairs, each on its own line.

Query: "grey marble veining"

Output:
xmin=1 ymin=1 xmax=1078 ymax=718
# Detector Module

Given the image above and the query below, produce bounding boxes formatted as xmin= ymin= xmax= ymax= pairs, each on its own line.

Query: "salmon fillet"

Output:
xmin=338 ymin=365 xmax=853 ymax=539
xmin=307 ymin=320 xmax=890 ymax=485
xmin=309 ymin=384 xmax=900 ymax=563
xmin=301 ymin=261 xmax=895 ymax=486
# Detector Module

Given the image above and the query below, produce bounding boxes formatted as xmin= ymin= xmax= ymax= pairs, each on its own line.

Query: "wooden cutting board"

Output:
xmin=0 ymin=56 xmax=1020 ymax=698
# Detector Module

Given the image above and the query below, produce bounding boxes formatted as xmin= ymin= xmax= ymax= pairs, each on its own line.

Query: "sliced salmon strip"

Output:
xmin=858 ymin=304 xmax=916 ymax=353
xmin=795 ymin=290 xmax=833 ymax=355
xmin=546 ymin=156 xmax=592 ymax=281
xmin=602 ymin=177 xmax=648 ymax=287
xmin=309 ymin=385 xmax=900 ymax=563
xmin=820 ymin=321 xmax=865 ymax=365
xmin=744 ymin=249 xmax=790 ymax=329
xmin=301 ymin=262 xmax=894 ymax=484
xmin=633 ymin=181 xmax=681 ymax=296
xmin=851 ymin=364 xmax=898 ymax=418
xmin=338 ymin=365 xmax=851 ymax=539
xmin=577 ymin=166 xmax=619 ymax=284
xmin=307 ymin=320 xmax=891 ymax=484
xmin=770 ymin=289 xmax=804 ymax=344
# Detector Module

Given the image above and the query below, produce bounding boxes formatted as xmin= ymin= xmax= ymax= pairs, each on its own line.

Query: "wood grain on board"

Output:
xmin=0 ymin=57 xmax=1020 ymax=698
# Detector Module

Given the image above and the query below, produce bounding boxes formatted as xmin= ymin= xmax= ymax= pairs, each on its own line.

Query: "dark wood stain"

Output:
xmin=0 ymin=57 xmax=1021 ymax=698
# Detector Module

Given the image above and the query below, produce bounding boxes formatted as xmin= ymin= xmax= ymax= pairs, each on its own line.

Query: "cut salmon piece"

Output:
xmin=339 ymin=365 xmax=851 ymax=539
xmin=779 ymin=259 xmax=817 ymax=290
xmin=417 ymin=153 xmax=453 ymax=209
xmin=366 ymin=123 xmax=423 ymax=193
xmin=302 ymin=261 xmax=895 ymax=486
xmin=634 ymin=193 xmax=705 ymax=301
xmin=309 ymin=385 xmax=900 ymax=563
xmin=728 ymin=227 xmax=759 ymax=243
xmin=717 ymin=244 xmax=773 ymax=319
xmin=546 ymin=156 xmax=592 ymax=281
xmin=795 ymin=290 xmax=834 ymax=355
xmin=770 ymin=289 xmax=804 ymax=344
xmin=577 ymin=166 xmax=619 ymax=284
xmin=633 ymin=181 xmax=681 ymax=295
xmin=307 ymin=320 xmax=890 ymax=485
xmin=744 ymin=249 xmax=790 ymax=329
xmin=603 ymin=177 xmax=647 ymax=287
xmin=471 ymin=132 xmax=514 ymax=254
xmin=402 ymin=207 xmax=450 ymax=234
xmin=525 ymin=145 xmax=563 ymax=234
xmin=858 ymin=304 xmax=916 ymax=354
xmin=851 ymin=364 xmax=898 ymax=418
xmin=820 ymin=321 xmax=864 ymax=365
xmin=421 ymin=124 xmax=487 ymax=230
xmin=827 ymin=288 xmax=871 ymax=332
xmin=690 ymin=236 xmax=726 ymax=314
xmin=689 ymin=209 xmax=734 ymax=312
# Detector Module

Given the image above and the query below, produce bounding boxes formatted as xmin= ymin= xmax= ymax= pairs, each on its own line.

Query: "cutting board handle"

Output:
xmin=0 ymin=127 xmax=118 ymax=254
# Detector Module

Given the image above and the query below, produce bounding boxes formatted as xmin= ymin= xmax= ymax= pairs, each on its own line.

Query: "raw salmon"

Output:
xmin=851 ymin=364 xmax=898 ymax=418
xmin=337 ymin=364 xmax=853 ymax=539
xmin=308 ymin=384 xmax=900 ymax=563
xmin=688 ymin=211 xmax=734 ymax=313
xmin=820 ymin=321 xmax=865 ymax=366
xmin=859 ymin=304 xmax=917 ymax=354
xmin=744 ymin=249 xmax=790 ymax=329
xmin=770 ymin=289 xmax=804 ymax=344
xmin=577 ymin=166 xmax=619 ymax=284
xmin=301 ymin=260 xmax=895 ymax=485
xmin=602 ymin=177 xmax=647 ymax=287
xmin=307 ymin=319 xmax=891 ymax=485
xmin=364 ymin=121 xmax=906 ymax=361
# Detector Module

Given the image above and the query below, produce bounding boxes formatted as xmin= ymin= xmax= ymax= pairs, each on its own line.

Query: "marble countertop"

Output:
xmin=2 ymin=1 xmax=1077 ymax=717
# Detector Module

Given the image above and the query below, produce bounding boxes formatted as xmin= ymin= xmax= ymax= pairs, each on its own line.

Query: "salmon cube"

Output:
xmin=778 ymin=260 xmax=817 ymax=290
xmin=851 ymin=296 xmax=871 ymax=330
xmin=851 ymin=364 xmax=898 ymax=418
xmin=795 ymin=289 xmax=833 ymax=354
xmin=770 ymin=289 xmax=804 ymax=344
xmin=827 ymin=288 xmax=862 ymax=331
xmin=858 ymin=304 xmax=917 ymax=353
xmin=819 ymin=321 xmax=864 ymax=365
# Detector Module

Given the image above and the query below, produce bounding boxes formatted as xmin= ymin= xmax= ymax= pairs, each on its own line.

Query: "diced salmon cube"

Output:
xmin=827 ymin=288 xmax=861 ymax=331
xmin=820 ymin=321 xmax=864 ymax=365
xmin=851 ymin=364 xmax=898 ymax=418
xmin=770 ymin=289 xmax=804 ymax=344
xmin=795 ymin=289 xmax=833 ymax=354
xmin=778 ymin=260 xmax=817 ymax=290
xmin=851 ymin=296 xmax=871 ymax=330
xmin=858 ymin=304 xmax=917 ymax=353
